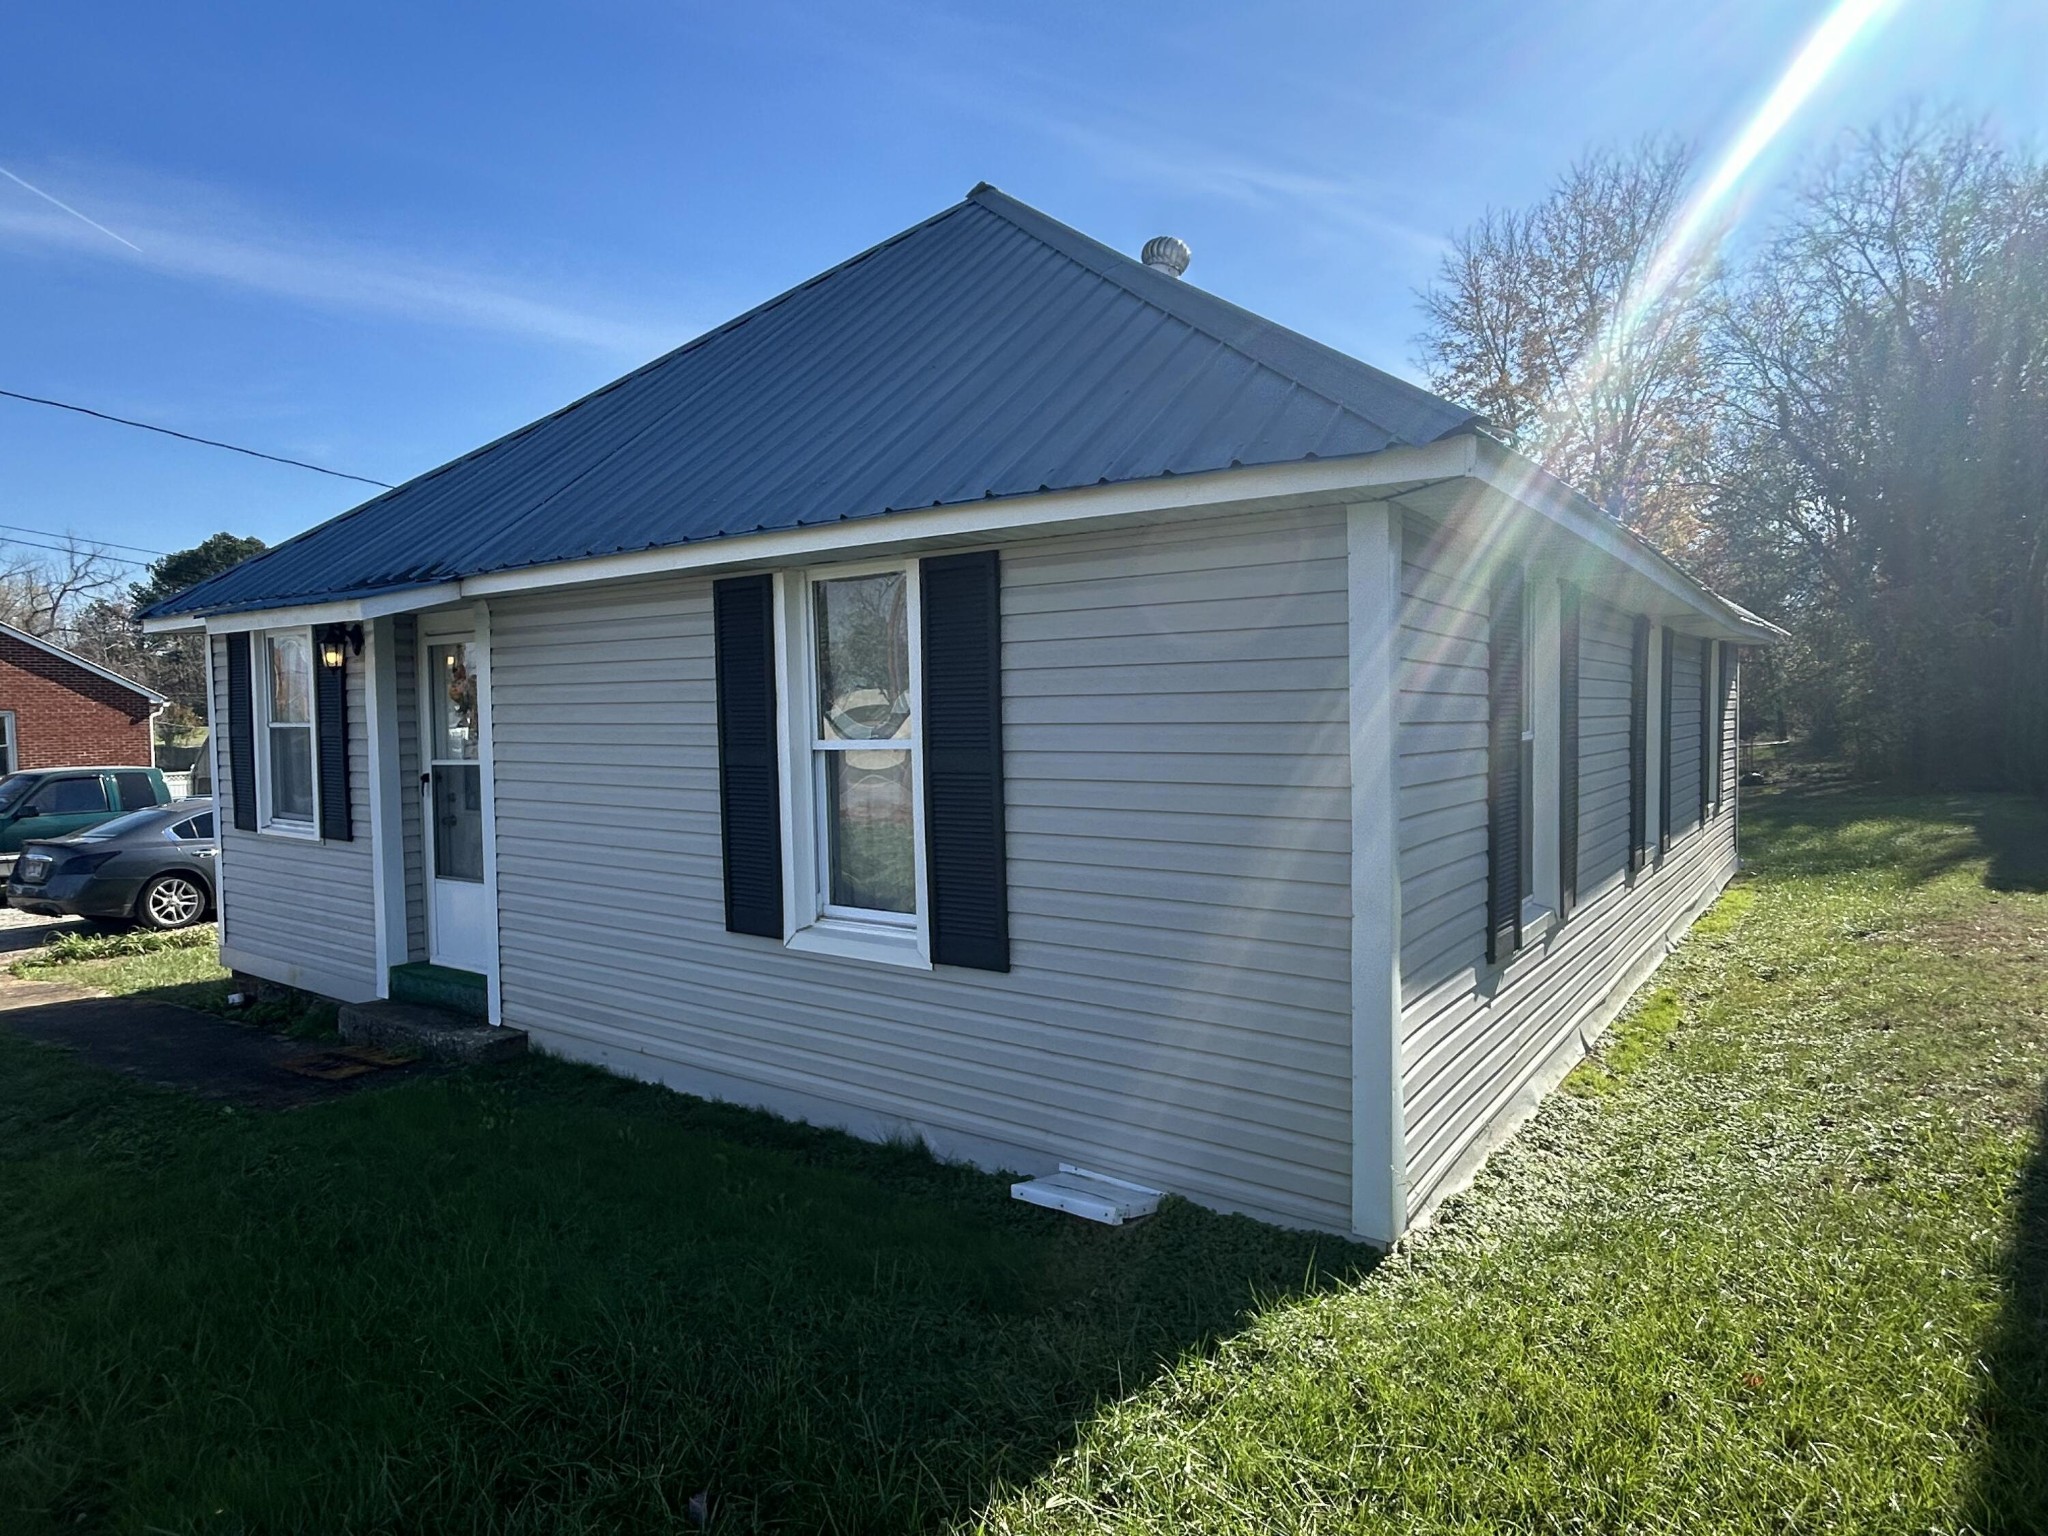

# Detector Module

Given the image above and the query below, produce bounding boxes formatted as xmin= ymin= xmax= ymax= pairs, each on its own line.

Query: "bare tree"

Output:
xmin=0 ymin=536 xmax=127 ymax=639
xmin=1417 ymin=141 xmax=1722 ymax=551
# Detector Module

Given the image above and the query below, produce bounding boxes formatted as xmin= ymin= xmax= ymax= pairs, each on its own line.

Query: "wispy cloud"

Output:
xmin=801 ymin=2 xmax=1448 ymax=257
xmin=0 ymin=166 xmax=679 ymax=353
xmin=1016 ymin=106 xmax=1449 ymax=256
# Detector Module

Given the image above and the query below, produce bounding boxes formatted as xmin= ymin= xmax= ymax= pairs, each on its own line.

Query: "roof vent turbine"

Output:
xmin=1141 ymin=235 xmax=1191 ymax=278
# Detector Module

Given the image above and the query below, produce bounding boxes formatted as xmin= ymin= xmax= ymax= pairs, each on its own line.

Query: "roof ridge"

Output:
xmin=964 ymin=183 xmax=1478 ymax=443
xmin=147 ymin=198 xmax=981 ymax=619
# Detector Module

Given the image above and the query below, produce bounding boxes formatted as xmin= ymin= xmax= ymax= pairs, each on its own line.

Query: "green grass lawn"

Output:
xmin=8 ymin=926 xmax=337 ymax=1036
xmin=2 ymin=784 xmax=2046 ymax=1533
xmin=10 ymin=924 xmax=228 ymax=997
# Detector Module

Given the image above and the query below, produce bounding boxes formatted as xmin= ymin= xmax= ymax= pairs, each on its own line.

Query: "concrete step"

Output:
xmin=387 ymin=962 xmax=489 ymax=1020
xmin=337 ymin=999 xmax=527 ymax=1064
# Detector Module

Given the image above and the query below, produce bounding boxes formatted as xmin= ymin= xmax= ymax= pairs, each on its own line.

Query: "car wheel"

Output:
xmin=137 ymin=873 xmax=209 ymax=931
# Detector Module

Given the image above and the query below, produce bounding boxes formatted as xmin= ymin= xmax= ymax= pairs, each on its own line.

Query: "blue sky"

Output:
xmin=3 ymin=0 xmax=2043 ymax=575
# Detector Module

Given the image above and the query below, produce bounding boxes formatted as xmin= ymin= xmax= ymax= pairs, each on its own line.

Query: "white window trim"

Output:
xmin=0 ymin=709 xmax=15 ymax=776
xmin=251 ymin=626 xmax=321 ymax=840
xmin=773 ymin=560 xmax=933 ymax=971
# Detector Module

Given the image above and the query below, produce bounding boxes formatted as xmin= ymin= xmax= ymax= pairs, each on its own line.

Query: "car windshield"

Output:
xmin=0 ymin=775 xmax=34 ymax=812
xmin=73 ymin=808 xmax=170 ymax=841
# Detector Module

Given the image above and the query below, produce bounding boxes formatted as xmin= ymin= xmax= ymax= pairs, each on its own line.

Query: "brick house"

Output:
xmin=0 ymin=622 xmax=163 ymax=774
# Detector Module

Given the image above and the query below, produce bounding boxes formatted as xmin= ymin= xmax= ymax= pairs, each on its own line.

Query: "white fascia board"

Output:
xmin=181 ymin=583 xmax=466 ymax=636
xmin=456 ymin=439 xmax=1480 ymax=599
xmin=1470 ymin=439 xmax=1785 ymax=643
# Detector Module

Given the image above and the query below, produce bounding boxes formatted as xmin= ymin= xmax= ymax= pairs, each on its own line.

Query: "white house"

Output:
xmin=145 ymin=186 xmax=1777 ymax=1244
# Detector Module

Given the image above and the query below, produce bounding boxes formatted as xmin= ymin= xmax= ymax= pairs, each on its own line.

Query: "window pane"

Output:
xmin=432 ymin=763 xmax=486 ymax=882
xmin=824 ymin=749 xmax=914 ymax=913
xmin=191 ymin=811 xmax=216 ymax=839
xmin=114 ymin=771 xmax=160 ymax=809
xmin=79 ymin=808 xmax=164 ymax=839
xmin=268 ymin=634 xmax=313 ymax=724
xmin=44 ymin=777 xmax=108 ymax=814
xmin=814 ymin=573 xmax=910 ymax=742
xmin=429 ymin=643 xmax=480 ymax=761
xmin=271 ymin=726 xmax=314 ymax=821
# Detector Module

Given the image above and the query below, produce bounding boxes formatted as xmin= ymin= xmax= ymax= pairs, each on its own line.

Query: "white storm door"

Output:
xmin=422 ymin=633 xmax=491 ymax=973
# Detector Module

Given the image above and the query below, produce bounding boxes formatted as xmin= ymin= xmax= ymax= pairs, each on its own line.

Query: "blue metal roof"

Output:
xmin=150 ymin=185 xmax=1481 ymax=619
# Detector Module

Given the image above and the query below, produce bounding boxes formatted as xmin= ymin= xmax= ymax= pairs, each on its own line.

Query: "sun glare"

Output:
xmin=1643 ymin=0 xmax=1905 ymax=303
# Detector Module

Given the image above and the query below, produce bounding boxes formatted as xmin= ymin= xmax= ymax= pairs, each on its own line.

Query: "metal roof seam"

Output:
xmin=967 ymin=185 xmax=1478 ymax=443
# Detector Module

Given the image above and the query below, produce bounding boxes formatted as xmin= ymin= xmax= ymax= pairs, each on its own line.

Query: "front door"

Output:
xmin=422 ymin=632 xmax=491 ymax=973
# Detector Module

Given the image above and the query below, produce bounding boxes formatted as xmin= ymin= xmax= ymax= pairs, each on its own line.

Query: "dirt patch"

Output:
xmin=1910 ymin=901 xmax=2048 ymax=962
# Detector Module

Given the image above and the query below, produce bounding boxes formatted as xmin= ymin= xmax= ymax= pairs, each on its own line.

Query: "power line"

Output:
xmin=0 ymin=533 xmax=152 ymax=568
xmin=0 ymin=523 xmax=166 ymax=558
xmin=0 ymin=388 xmax=394 ymax=488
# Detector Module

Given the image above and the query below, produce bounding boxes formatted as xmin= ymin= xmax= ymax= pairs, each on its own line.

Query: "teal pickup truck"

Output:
xmin=0 ymin=767 xmax=173 ymax=859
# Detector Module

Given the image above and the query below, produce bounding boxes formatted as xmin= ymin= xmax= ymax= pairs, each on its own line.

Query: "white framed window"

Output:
xmin=254 ymin=628 xmax=319 ymax=837
xmin=0 ymin=710 xmax=15 ymax=775
xmin=777 ymin=561 xmax=931 ymax=969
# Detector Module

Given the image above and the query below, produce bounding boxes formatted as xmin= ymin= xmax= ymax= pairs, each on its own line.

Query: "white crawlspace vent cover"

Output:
xmin=1010 ymin=1164 xmax=1163 ymax=1225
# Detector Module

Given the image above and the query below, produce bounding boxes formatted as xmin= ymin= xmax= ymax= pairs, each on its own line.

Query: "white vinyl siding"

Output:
xmin=1668 ymin=637 xmax=1704 ymax=840
xmin=1576 ymin=599 xmax=1635 ymax=903
xmin=393 ymin=614 xmax=427 ymax=962
xmin=1395 ymin=518 xmax=1492 ymax=1011
xmin=488 ymin=507 xmax=1355 ymax=1231
xmin=1394 ymin=515 xmax=1740 ymax=1224
xmin=211 ymin=634 xmax=379 ymax=1002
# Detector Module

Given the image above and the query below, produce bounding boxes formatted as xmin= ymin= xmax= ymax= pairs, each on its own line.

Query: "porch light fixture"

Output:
xmin=319 ymin=623 xmax=363 ymax=670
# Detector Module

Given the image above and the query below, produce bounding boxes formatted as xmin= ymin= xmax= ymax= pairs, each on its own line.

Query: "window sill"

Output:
xmin=1520 ymin=898 xmax=1558 ymax=943
xmin=257 ymin=820 xmax=321 ymax=842
xmin=785 ymin=918 xmax=932 ymax=971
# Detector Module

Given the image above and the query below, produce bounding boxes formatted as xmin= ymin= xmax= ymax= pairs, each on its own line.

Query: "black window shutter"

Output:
xmin=225 ymin=632 xmax=257 ymax=833
xmin=920 ymin=549 xmax=1009 ymax=972
xmin=1628 ymin=616 xmax=1650 ymax=874
xmin=315 ymin=647 xmax=352 ymax=841
xmin=1698 ymin=638 xmax=1715 ymax=822
xmin=1486 ymin=569 xmax=1526 ymax=965
xmin=713 ymin=575 xmax=784 ymax=938
xmin=1558 ymin=583 xmax=1581 ymax=921
xmin=1659 ymin=626 xmax=1676 ymax=854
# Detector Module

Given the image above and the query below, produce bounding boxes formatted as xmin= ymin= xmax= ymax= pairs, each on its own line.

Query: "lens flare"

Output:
xmin=1603 ymin=0 xmax=1905 ymax=384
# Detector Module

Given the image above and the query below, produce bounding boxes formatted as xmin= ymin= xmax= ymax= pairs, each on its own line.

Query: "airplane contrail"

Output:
xmin=0 ymin=164 xmax=142 ymax=252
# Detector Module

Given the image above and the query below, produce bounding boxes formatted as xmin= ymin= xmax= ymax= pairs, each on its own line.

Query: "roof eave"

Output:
xmin=1469 ymin=437 xmax=1786 ymax=643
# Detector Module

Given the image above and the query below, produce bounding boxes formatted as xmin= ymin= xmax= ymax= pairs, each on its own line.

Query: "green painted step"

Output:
xmin=388 ymin=962 xmax=489 ymax=1020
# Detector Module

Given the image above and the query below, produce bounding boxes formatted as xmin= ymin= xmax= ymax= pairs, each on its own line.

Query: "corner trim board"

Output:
xmin=1347 ymin=501 xmax=1405 ymax=1246
xmin=364 ymin=618 xmax=406 ymax=994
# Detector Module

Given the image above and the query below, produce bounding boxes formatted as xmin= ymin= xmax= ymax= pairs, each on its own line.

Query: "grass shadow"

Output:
xmin=0 ymin=1044 xmax=1375 ymax=1531
xmin=1973 ymin=1089 xmax=2048 ymax=1532
xmin=1970 ymin=798 xmax=2048 ymax=893
xmin=1744 ymin=783 xmax=2048 ymax=893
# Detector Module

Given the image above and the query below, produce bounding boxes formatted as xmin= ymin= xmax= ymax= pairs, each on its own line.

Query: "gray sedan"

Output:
xmin=5 ymin=799 xmax=218 ymax=930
